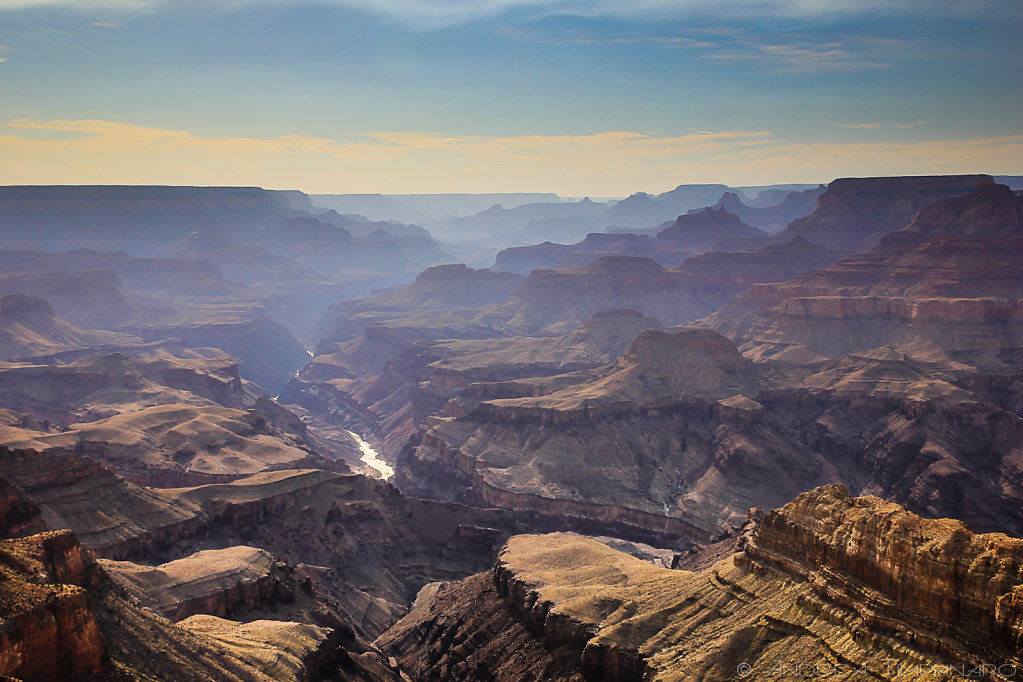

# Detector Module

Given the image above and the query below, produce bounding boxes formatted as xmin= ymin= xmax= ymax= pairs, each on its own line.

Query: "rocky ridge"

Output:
xmin=379 ymin=486 xmax=1023 ymax=681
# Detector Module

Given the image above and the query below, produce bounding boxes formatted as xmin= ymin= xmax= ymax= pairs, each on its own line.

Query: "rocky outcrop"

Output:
xmin=490 ymin=256 xmax=711 ymax=336
xmin=0 ymin=529 xmax=109 ymax=681
xmin=397 ymin=323 xmax=1023 ymax=542
xmin=707 ymin=182 xmax=1023 ymax=365
xmin=711 ymin=184 xmax=826 ymax=234
xmin=602 ymin=184 xmax=731 ymax=228
xmin=136 ymin=316 xmax=308 ymax=393
xmin=681 ymin=236 xmax=844 ymax=309
xmin=493 ymin=233 xmax=677 ymax=275
xmin=101 ymin=546 xmax=296 ymax=622
xmin=313 ymin=264 xmax=524 ymax=347
xmin=287 ymin=310 xmax=662 ymax=462
xmin=380 ymin=492 xmax=1023 ymax=681
xmin=0 ymin=293 xmax=137 ymax=360
xmin=654 ymin=206 xmax=765 ymax=251
xmin=0 ymin=351 xmax=247 ymax=427
xmin=754 ymin=174 xmax=993 ymax=253
xmin=744 ymin=484 xmax=1023 ymax=660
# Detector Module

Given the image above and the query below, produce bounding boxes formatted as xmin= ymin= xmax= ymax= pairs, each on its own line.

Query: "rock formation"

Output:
xmin=379 ymin=486 xmax=1023 ymax=681
xmin=725 ymin=174 xmax=992 ymax=253
xmin=653 ymin=206 xmax=766 ymax=251
xmin=397 ymin=325 xmax=1023 ymax=541
xmin=708 ymin=181 xmax=1023 ymax=365
xmin=0 ymin=293 xmax=137 ymax=360
xmin=489 ymin=256 xmax=710 ymax=336
xmin=285 ymin=310 xmax=662 ymax=461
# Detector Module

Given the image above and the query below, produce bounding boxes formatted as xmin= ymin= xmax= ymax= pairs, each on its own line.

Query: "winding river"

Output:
xmin=346 ymin=430 xmax=394 ymax=480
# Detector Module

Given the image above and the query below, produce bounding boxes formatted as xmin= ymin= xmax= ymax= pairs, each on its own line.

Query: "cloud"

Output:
xmin=0 ymin=118 xmax=1020 ymax=194
xmin=0 ymin=0 xmax=1014 ymax=29
xmin=0 ymin=0 xmax=153 ymax=8
xmin=836 ymin=121 xmax=928 ymax=129
xmin=91 ymin=20 xmax=123 ymax=27
xmin=502 ymin=23 xmax=913 ymax=74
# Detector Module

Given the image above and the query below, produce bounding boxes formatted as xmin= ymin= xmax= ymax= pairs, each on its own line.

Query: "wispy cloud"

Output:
xmin=91 ymin=20 xmax=123 ymax=27
xmin=836 ymin=121 xmax=928 ymax=129
xmin=0 ymin=0 xmax=1015 ymax=29
xmin=1 ymin=118 xmax=1020 ymax=194
xmin=504 ymin=24 xmax=911 ymax=74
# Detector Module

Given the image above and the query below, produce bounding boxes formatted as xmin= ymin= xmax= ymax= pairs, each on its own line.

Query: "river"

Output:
xmin=346 ymin=430 xmax=394 ymax=480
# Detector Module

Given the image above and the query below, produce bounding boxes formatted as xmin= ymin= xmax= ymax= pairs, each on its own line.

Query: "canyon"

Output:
xmin=1 ymin=176 xmax=1021 ymax=680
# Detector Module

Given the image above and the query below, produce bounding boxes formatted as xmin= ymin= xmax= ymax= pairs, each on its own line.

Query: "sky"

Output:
xmin=0 ymin=0 xmax=1021 ymax=195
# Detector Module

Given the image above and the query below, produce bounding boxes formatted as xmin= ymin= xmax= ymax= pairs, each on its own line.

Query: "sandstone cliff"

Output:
xmin=728 ymin=174 xmax=993 ymax=253
xmin=379 ymin=487 xmax=1023 ymax=681
xmin=397 ymin=325 xmax=1023 ymax=542
xmin=653 ymin=206 xmax=765 ymax=251
xmin=0 ymin=529 xmax=110 ymax=681
xmin=708 ymin=182 xmax=1023 ymax=366
xmin=489 ymin=256 xmax=711 ymax=336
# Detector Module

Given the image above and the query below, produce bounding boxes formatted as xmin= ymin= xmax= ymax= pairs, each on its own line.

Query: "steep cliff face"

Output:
xmin=708 ymin=183 xmax=1023 ymax=365
xmin=0 ymin=447 xmax=204 ymax=559
xmin=491 ymin=256 xmax=711 ymax=336
xmin=287 ymin=310 xmax=662 ymax=461
xmin=101 ymin=546 xmax=296 ymax=622
xmin=746 ymin=484 xmax=1023 ymax=659
xmin=0 ymin=473 xmax=46 ymax=538
xmin=380 ymin=491 xmax=1023 ymax=681
xmin=397 ymin=326 xmax=1023 ymax=542
xmin=0 ymin=529 xmax=110 ymax=681
xmin=681 ymin=236 xmax=844 ymax=310
xmin=769 ymin=174 xmax=992 ymax=252
xmin=654 ymin=206 xmax=765 ymax=251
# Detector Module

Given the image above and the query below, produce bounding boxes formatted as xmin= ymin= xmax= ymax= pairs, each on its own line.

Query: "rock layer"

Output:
xmin=380 ymin=487 xmax=1023 ymax=681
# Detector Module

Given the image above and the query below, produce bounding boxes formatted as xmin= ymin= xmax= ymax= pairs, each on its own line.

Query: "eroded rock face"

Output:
xmin=494 ymin=233 xmax=667 ymax=275
xmin=101 ymin=546 xmax=295 ymax=622
xmin=769 ymin=174 xmax=992 ymax=252
xmin=0 ymin=446 xmax=205 ymax=559
xmin=681 ymin=236 xmax=844 ymax=310
xmin=397 ymin=324 xmax=1023 ymax=542
xmin=285 ymin=310 xmax=662 ymax=462
xmin=380 ymin=490 xmax=1023 ymax=681
xmin=135 ymin=316 xmax=308 ymax=394
xmin=491 ymin=256 xmax=710 ymax=336
xmin=0 ymin=529 xmax=109 ymax=681
xmin=313 ymin=264 xmax=524 ymax=347
xmin=0 ymin=293 xmax=137 ymax=360
xmin=746 ymin=483 xmax=1023 ymax=658
xmin=708 ymin=182 xmax=1023 ymax=365
xmin=654 ymin=206 xmax=765 ymax=251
